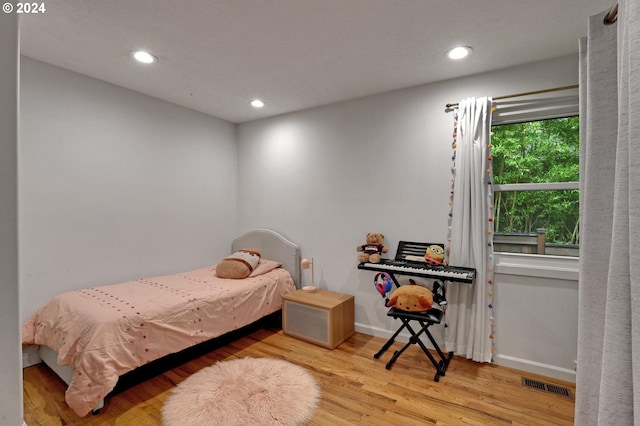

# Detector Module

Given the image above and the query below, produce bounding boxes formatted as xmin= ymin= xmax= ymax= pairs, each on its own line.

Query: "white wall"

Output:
xmin=0 ymin=11 xmax=23 ymax=426
xmin=237 ymin=54 xmax=580 ymax=381
xmin=494 ymin=253 xmax=578 ymax=380
xmin=16 ymin=53 xmax=581 ymax=386
xmin=19 ymin=58 xmax=239 ymax=322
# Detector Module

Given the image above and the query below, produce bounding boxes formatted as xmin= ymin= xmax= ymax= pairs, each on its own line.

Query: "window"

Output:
xmin=491 ymin=93 xmax=579 ymax=257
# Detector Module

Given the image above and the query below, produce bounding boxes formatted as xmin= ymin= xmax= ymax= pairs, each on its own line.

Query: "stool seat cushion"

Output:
xmin=387 ymin=307 xmax=443 ymax=324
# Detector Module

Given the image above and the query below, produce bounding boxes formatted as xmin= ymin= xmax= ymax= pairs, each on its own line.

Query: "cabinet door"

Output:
xmin=283 ymin=301 xmax=329 ymax=347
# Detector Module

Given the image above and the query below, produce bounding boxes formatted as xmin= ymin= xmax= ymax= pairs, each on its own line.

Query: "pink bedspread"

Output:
xmin=22 ymin=265 xmax=295 ymax=417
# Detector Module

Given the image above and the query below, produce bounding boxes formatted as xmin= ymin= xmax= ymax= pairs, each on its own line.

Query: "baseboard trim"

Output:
xmin=355 ymin=322 xmax=439 ymax=349
xmin=494 ymin=354 xmax=576 ymax=383
xmin=356 ymin=323 xmax=576 ymax=383
xmin=355 ymin=322 xmax=409 ymax=343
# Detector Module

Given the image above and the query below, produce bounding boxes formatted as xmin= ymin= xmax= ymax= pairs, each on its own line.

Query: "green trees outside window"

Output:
xmin=491 ymin=117 xmax=580 ymax=251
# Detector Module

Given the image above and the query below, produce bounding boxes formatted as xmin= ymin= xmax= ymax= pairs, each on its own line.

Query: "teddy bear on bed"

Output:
xmin=357 ymin=232 xmax=389 ymax=263
xmin=215 ymin=248 xmax=261 ymax=279
xmin=386 ymin=279 xmax=434 ymax=313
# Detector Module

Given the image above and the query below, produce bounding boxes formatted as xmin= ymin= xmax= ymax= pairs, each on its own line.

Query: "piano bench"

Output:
xmin=374 ymin=307 xmax=453 ymax=382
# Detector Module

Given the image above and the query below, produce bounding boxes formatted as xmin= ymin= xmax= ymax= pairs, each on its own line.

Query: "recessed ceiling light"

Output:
xmin=251 ymin=99 xmax=265 ymax=108
xmin=447 ymin=46 xmax=472 ymax=60
xmin=131 ymin=50 xmax=157 ymax=64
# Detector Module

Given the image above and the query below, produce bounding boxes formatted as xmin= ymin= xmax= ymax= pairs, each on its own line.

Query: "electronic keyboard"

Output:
xmin=358 ymin=240 xmax=476 ymax=284
xmin=358 ymin=259 xmax=475 ymax=283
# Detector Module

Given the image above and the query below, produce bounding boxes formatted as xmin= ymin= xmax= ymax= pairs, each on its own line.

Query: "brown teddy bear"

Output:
xmin=386 ymin=280 xmax=434 ymax=313
xmin=357 ymin=232 xmax=389 ymax=263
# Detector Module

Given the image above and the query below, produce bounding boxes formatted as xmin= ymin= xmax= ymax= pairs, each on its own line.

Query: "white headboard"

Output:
xmin=232 ymin=229 xmax=301 ymax=288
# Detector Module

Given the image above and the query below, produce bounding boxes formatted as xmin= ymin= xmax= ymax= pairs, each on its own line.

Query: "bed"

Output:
xmin=21 ymin=229 xmax=300 ymax=417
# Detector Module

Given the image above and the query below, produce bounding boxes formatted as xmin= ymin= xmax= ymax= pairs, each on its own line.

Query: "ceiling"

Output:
xmin=19 ymin=0 xmax=614 ymax=123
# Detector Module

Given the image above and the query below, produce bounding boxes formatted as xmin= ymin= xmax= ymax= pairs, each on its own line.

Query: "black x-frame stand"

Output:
xmin=374 ymin=307 xmax=453 ymax=382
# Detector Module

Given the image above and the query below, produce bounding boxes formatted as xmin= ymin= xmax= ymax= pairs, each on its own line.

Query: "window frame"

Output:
xmin=494 ymin=182 xmax=579 ymax=192
xmin=491 ymin=92 xmax=580 ymax=258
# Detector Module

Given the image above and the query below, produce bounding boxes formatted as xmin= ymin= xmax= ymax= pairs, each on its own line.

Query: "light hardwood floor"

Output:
xmin=23 ymin=327 xmax=576 ymax=425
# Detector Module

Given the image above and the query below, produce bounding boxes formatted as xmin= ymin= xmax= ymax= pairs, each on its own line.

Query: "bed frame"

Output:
xmin=232 ymin=228 xmax=300 ymax=287
xmin=37 ymin=228 xmax=300 ymax=413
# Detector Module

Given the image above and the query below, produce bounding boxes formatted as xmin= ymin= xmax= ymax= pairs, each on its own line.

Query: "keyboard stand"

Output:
xmin=374 ymin=307 xmax=453 ymax=382
xmin=361 ymin=241 xmax=473 ymax=381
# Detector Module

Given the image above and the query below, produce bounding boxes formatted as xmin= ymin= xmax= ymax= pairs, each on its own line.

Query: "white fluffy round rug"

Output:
xmin=162 ymin=357 xmax=320 ymax=426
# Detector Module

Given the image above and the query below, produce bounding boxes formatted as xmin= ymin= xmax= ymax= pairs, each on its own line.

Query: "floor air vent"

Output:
xmin=521 ymin=377 xmax=573 ymax=399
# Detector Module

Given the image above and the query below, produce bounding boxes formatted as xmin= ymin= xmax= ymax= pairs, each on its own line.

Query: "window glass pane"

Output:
xmin=491 ymin=116 xmax=580 ymax=257
xmin=492 ymin=117 xmax=579 ymax=184
xmin=494 ymin=189 xmax=579 ymax=245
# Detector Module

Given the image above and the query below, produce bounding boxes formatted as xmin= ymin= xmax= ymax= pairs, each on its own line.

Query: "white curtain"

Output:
xmin=576 ymin=1 xmax=640 ymax=425
xmin=445 ymin=97 xmax=494 ymax=363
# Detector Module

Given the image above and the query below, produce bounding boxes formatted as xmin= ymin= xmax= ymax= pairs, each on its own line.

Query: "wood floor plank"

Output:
xmin=23 ymin=328 xmax=576 ymax=425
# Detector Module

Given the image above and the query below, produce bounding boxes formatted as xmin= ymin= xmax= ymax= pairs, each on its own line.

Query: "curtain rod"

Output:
xmin=444 ymin=84 xmax=579 ymax=110
xmin=604 ymin=3 xmax=618 ymax=25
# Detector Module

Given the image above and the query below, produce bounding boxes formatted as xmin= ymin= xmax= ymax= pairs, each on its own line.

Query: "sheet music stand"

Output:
xmin=374 ymin=307 xmax=453 ymax=382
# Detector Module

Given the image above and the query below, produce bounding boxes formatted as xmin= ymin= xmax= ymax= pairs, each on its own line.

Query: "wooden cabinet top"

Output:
xmin=283 ymin=289 xmax=353 ymax=309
